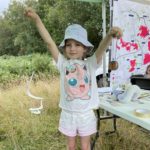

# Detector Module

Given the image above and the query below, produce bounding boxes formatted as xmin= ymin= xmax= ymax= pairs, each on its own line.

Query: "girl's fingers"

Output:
xmin=24 ymin=8 xmax=38 ymax=21
xmin=24 ymin=8 xmax=30 ymax=16
xmin=24 ymin=8 xmax=34 ymax=17
xmin=110 ymin=27 xmax=123 ymax=39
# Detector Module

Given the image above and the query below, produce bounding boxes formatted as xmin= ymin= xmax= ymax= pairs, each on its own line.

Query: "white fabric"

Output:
xmin=117 ymin=85 xmax=141 ymax=103
xmin=56 ymin=53 xmax=100 ymax=112
xmin=59 ymin=109 xmax=97 ymax=136
xmin=110 ymin=0 xmax=150 ymax=86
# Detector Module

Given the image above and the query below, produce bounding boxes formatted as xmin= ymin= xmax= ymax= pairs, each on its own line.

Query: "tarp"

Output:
xmin=110 ymin=0 xmax=150 ymax=86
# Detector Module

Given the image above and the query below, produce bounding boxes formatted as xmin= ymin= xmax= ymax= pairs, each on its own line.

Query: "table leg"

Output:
xmin=91 ymin=109 xmax=119 ymax=150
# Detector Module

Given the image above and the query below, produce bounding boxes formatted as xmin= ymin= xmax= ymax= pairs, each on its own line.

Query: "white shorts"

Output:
xmin=59 ymin=109 xmax=97 ymax=137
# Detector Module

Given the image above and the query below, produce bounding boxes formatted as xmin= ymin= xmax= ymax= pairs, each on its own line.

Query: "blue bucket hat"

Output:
xmin=59 ymin=24 xmax=94 ymax=51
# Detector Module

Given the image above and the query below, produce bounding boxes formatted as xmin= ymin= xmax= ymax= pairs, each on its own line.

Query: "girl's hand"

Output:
xmin=108 ymin=27 xmax=123 ymax=39
xmin=24 ymin=7 xmax=39 ymax=21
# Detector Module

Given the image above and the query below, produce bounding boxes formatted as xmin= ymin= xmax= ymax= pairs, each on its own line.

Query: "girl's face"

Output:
xmin=64 ymin=39 xmax=87 ymax=59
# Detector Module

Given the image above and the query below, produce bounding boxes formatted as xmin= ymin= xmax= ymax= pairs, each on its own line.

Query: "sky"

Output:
xmin=0 ymin=0 xmax=11 ymax=14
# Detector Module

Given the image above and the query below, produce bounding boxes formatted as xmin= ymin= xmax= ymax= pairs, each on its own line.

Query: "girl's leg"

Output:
xmin=80 ymin=136 xmax=91 ymax=150
xmin=66 ymin=136 xmax=76 ymax=150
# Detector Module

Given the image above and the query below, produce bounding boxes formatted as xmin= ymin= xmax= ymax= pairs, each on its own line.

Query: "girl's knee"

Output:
xmin=81 ymin=144 xmax=90 ymax=150
xmin=67 ymin=145 xmax=76 ymax=150
xmin=66 ymin=136 xmax=76 ymax=150
xmin=80 ymin=136 xmax=91 ymax=150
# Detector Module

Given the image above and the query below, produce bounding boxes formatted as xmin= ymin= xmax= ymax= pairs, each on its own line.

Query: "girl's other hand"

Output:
xmin=109 ymin=27 xmax=123 ymax=39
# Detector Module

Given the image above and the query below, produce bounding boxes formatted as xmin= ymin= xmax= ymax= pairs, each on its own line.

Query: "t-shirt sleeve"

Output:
xmin=56 ymin=53 xmax=64 ymax=71
xmin=87 ymin=53 xmax=102 ymax=70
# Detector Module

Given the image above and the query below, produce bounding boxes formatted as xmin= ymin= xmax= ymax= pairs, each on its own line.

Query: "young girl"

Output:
xmin=25 ymin=8 xmax=122 ymax=150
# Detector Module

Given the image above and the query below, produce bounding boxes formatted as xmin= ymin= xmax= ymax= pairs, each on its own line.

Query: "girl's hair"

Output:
xmin=146 ymin=64 xmax=150 ymax=74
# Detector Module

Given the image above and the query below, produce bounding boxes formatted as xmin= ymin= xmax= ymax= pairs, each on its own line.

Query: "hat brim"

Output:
xmin=59 ymin=36 xmax=94 ymax=51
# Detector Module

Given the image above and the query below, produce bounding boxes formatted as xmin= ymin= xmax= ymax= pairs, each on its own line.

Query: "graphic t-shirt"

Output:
xmin=56 ymin=53 xmax=100 ymax=112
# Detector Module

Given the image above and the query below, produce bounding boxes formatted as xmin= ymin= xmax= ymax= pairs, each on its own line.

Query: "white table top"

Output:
xmin=98 ymin=89 xmax=150 ymax=131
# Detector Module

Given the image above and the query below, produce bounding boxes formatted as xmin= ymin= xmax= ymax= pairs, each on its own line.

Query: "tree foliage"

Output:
xmin=0 ymin=0 xmax=110 ymax=56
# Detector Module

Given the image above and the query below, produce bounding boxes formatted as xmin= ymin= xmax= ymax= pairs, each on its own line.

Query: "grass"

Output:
xmin=0 ymin=77 xmax=150 ymax=150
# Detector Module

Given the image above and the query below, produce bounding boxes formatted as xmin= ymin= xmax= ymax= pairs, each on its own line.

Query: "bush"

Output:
xmin=0 ymin=53 xmax=59 ymax=86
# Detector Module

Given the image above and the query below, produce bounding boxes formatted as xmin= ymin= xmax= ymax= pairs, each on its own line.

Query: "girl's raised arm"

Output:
xmin=95 ymin=27 xmax=123 ymax=64
xmin=25 ymin=8 xmax=59 ymax=62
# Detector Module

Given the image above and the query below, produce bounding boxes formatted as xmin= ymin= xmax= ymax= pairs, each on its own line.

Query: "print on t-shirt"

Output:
xmin=65 ymin=63 xmax=91 ymax=100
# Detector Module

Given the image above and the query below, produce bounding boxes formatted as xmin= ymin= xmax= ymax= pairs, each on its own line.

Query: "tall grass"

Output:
xmin=0 ymin=78 xmax=150 ymax=150
xmin=0 ymin=77 xmax=66 ymax=150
